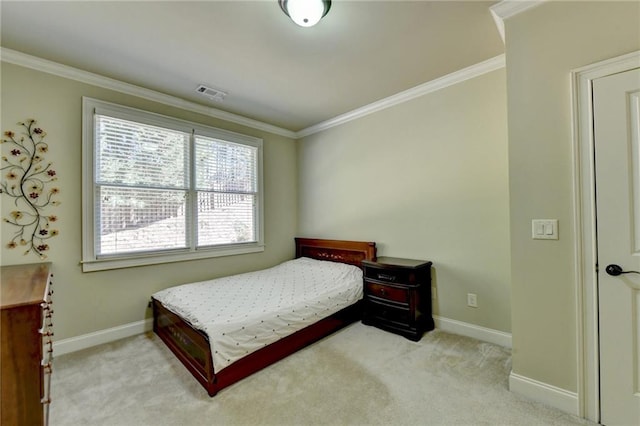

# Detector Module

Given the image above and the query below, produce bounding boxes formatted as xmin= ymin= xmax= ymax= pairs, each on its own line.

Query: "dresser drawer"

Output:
xmin=40 ymin=280 xmax=54 ymax=365
xmin=365 ymin=282 xmax=408 ymax=304
xmin=364 ymin=267 xmax=412 ymax=284
xmin=364 ymin=299 xmax=411 ymax=324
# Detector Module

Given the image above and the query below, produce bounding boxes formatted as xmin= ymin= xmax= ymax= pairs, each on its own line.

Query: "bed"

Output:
xmin=151 ymin=237 xmax=377 ymax=396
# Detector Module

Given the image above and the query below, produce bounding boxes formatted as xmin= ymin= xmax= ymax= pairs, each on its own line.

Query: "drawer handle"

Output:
xmin=379 ymin=288 xmax=386 ymax=296
xmin=377 ymin=273 xmax=396 ymax=281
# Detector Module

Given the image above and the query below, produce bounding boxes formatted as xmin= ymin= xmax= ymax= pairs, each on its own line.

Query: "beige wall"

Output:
xmin=298 ymin=69 xmax=511 ymax=333
xmin=0 ymin=63 xmax=298 ymax=340
xmin=505 ymin=1 xmax=640 ymax=392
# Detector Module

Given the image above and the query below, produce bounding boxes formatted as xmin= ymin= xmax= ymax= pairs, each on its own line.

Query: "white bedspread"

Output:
xmin=152 ymin=257 xmax=363 ymax=372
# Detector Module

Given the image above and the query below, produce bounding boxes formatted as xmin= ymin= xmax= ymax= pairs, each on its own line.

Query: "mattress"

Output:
xmin=152 ymin=257 xmax=363 ymax=372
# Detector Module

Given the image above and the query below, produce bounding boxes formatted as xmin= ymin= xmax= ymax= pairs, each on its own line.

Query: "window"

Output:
xmin=82 ymin=98 xmax=263 ymax=271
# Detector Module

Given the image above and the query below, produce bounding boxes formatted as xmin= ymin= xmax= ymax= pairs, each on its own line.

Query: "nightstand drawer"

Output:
xmin=365 ymin=282 xmax=408 ymax=304
xmin=364 ymin=299 xmax=411 ymax=324
xmin=364 ymin=267 xmax=411 ymax=284
xmin=362 ymin=257 xmax=433 ymax=341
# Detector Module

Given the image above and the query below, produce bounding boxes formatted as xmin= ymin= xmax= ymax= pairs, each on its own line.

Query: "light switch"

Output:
xmin=532 ymin=219 xmax=559 ymax=240
xmin=534 ymin=221 xmax=544 ymax=235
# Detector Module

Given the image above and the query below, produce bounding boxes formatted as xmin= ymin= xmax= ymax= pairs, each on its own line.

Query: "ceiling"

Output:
xmin=0 ymin=1 xmax=504 ymax=133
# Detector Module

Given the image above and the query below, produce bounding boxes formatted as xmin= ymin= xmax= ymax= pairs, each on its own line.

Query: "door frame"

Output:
xmin=571 ymin=50 xmax=640 ymax=422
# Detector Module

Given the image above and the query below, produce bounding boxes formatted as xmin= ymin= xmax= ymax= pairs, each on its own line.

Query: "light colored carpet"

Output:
xmin=50 ymin=323 xmax=595 ymax=426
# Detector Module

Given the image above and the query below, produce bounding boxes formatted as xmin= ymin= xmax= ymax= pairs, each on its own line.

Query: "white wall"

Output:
xmin=298 ymin=68 xmax=511 ymax=333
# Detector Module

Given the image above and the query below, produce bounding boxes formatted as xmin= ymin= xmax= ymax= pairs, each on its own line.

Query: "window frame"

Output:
xmin=81 ymin=97 xmax=264 ymax=272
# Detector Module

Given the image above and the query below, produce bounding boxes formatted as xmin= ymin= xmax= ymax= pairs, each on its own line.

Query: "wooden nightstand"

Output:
xmin=361 ymin=257 xmax=433 ymax=341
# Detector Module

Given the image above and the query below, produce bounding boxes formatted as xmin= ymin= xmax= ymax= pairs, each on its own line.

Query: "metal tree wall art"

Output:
xmin=1 ymin=119 xmax=60 ymax=259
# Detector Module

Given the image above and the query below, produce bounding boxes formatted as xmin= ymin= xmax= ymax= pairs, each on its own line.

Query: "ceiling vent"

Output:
xmin=195 ymin=84 xmax=227 ymax=102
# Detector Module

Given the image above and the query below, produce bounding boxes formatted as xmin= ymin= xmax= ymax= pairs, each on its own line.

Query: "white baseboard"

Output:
xmin=434 ymin=315 xmax=512 ymax=348
xmin=509 ymin=372 xmax=580 ymax=416
xmin=54 ymin=315 xmax=511 ymax=356
xmin=53 ymin=318 xmax=153 ymax=356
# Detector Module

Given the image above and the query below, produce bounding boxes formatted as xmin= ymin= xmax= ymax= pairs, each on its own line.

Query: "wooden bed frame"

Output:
xmin=152 ymin=237 xmax=377 ymax=396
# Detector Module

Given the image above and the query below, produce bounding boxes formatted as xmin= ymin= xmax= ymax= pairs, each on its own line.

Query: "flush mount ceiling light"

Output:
xmin=279 ymin=0 xmax=331 ymax=27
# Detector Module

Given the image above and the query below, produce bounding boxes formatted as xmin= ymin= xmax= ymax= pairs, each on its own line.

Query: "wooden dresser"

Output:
xmin=1 ymin=263 xmax=54 ymax=426
xmin=362 ymin=257 xmax=433 ymax=341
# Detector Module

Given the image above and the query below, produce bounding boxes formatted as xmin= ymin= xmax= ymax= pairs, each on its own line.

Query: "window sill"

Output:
xmin=81 ymin=244 xmax=265 ymax=272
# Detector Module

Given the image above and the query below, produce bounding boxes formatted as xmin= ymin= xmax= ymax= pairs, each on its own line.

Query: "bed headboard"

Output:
xmin=294 ymin=238 xmax=377 ymax=269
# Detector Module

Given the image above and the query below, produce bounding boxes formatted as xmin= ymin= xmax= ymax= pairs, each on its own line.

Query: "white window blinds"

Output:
xmin=195 ymin=135 xmax=258 ymax=247
xmin=83 ymin=98 xmax=264 ymax=270
xmin=95 ymin=115 xmax=190 ymax=255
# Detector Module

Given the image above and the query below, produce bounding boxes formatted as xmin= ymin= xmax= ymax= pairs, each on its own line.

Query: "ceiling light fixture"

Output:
xmin=279 ymin=0 xmax=331 ymax=27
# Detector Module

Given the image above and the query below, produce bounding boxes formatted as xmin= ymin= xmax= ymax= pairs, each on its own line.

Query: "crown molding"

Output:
xmin=490 ymin=0 xmax=547 ymax=43
xmin=2 ymin=48 xmax=506 ymax=141
xmin=0 ymin=47 xmax=297 ymax=139
xmin=296 ymin=54 xmax=506 ymax=139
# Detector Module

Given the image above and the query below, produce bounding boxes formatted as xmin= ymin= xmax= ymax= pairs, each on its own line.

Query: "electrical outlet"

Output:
xmin=467 ymin=293 xmax=478 ymax=308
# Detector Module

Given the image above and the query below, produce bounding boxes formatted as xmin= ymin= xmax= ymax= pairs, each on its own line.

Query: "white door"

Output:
xmin=594 ymin=67 xmax=640 ymax=426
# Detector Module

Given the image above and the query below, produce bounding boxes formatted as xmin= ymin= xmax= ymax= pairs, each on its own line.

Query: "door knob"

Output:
xmin=605 ymin=264 xmax=640 ymax=276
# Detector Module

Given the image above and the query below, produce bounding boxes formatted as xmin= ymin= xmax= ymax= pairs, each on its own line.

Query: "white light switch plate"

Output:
xmin=532 ymin=219 xmax=558 ymax=240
